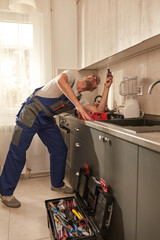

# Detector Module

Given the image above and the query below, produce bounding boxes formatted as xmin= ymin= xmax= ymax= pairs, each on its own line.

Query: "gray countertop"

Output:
xmin=67 ymin=114 xmax=160 ymax=153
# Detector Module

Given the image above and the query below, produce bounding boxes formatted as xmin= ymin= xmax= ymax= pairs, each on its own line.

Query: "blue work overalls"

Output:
xmin=0 ymin=87 xmax=76 ymax=196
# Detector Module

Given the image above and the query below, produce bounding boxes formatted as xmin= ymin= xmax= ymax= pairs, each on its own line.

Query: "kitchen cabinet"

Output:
xmin=137 ymin=147 xmax=160 ymax=240
xmin=66 ymin=116 xmax=160 ymax=239
xmin=77 ymin=0 xmax=117 ymax=69
xmin=64 ymin=116 xmax=160 ymax=239
xmin=85 ymin=127 xmax=106 ymax=180
xmin=69 ymin=120 xmax=87 ymax=190
xmin=105 ymin=134 xmax=138 ymax=240
xmin=77 ymin=0 xmax=160 ymax=69
xmin=86 ymin=127 xmax=138 ymax=240
xmin=142 ymin=0 xmax=160 ymax=41
xmin=116 ymin=0 xmax=142 ymax=52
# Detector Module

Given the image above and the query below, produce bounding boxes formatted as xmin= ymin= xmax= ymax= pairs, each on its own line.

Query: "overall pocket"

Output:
xmin=50 ymin=99 xmax=72 ymax=114
xmin=18 ymin=102 xmax=39 ymax=128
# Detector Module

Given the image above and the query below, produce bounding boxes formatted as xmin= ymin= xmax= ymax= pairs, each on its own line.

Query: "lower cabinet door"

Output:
xmin=137 ymin=147 xmax=160 ymax=240
xmin=70 ymin=134 xmax=86 ymax=190
xmin=86 ymin=127 xmax=106 ymax=180
xmin=105 ymin=135 xmax=138 ymax=240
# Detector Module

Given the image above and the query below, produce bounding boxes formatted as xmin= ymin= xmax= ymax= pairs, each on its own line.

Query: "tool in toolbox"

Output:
xmin=66 ymin=200 xmax=75 ymax=222
xmin=49 ymin=200 xmax=91 ymax=239
xmin=49 ymin=201 xmax=76 ymax=237
xmin=72 ymin=209 xmax=88 ymax=227
xmin=67 ymin=200 xmax=74 ymax=210
xmin=49 ymin=202 xmax=68 ymax=223
xmin=45 ymin=164 xmax=114 ymax=240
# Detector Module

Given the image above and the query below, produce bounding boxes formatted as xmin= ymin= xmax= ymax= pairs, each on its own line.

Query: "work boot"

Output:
xmin=51 ymin=184 xmax=74 ymax=194
xmin=0 ymin=195 xmax=21 ymax=208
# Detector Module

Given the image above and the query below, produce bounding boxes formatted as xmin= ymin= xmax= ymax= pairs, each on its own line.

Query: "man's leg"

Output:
xmin=38 ymin=122 xmax=67 ymax=187
xmin=38 ymin=122 xmax=73 ymax=193
xmin=0 ymin=123 xmax=37 ymax=207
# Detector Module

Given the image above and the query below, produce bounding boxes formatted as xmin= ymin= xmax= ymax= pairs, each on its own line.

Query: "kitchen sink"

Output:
xmin=97 ymin=117 xmax=160 ymax=133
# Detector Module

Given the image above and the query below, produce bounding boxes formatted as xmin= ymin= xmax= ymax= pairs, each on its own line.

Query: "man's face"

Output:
xmin=86 ymin=74 xmax=99 ymax=92
xmin=89 ymin=80 xmax=98 ymax=92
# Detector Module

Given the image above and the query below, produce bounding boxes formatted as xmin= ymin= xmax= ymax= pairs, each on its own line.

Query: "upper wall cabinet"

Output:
xmin=142 ymin=0 xmax=160 ymax=40
xmin=77 ymin=0 xmax=160 ymax=70
xmin=77 ymin=0 xmax=117 ymax=69
xmin=116 ymin=0 xmax=142 ymax=52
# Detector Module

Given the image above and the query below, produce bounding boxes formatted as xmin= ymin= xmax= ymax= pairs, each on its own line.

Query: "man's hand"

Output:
xmin=105 ymin=72 xmax=113 ymax=89
xmin=76 ymin=105 xmax=93 ymax=121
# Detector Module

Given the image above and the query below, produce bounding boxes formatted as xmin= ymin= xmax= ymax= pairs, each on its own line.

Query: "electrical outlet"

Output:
xmin=136 ymin=86 xmax=143 ymax=95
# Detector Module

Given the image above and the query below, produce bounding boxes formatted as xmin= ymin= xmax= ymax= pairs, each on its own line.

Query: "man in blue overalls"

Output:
xmin=0 ymin=70 xmax=113 ymax=208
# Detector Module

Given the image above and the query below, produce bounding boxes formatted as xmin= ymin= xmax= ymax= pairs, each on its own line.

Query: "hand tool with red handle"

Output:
xmin=72 ymin=209 xmax=88 ymax=227
xmin=49 ymin=202 xmax=68 ymax=223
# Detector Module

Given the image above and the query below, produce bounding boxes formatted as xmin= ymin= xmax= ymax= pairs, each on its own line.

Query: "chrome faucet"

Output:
xmin=148 ymin=80 xmax=160 ymax=94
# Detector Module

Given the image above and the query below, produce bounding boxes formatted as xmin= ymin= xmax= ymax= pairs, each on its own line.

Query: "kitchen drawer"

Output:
xmin=70 ymin=120 xmax=86 ymax=141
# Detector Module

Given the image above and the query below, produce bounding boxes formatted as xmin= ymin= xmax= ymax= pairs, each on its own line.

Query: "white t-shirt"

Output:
xmin=35 ymin=70 xmax=89 ymax=107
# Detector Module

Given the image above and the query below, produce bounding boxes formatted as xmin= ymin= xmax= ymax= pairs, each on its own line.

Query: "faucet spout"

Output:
xmin=148 ymin=80 xmax=160 ymax=94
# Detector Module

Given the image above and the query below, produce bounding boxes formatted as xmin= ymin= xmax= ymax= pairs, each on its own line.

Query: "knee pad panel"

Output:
xmin=11 ymin=125 xmax=23 ymax=146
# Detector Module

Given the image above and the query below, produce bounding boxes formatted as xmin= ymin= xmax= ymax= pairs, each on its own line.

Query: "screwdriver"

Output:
xmin=107 ymin=58 xmax=111 ymax=77
xmin=107 ymin=68 xmax=111 ymax=77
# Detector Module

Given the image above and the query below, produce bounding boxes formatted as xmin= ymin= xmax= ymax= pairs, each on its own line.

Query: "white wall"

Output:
xmin=36 ymin=0 xmax=53 ymax=82
xmin=51 ymin=0 xmax=77 ymax=75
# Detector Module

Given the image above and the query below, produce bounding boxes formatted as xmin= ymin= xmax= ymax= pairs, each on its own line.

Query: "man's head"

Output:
xmin=84 ymin=74 xmax=101 ymax=91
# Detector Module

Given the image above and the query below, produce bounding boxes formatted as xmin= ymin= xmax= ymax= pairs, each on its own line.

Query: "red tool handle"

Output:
xmin=79 ymin=218 xmax=88 ymax=227
xmin=100 ymin=178 xmax=108 ymax=192
xmin=58 ymin=230 xmax=61 ymax=239
xmin=84 ymin=163 xmax=90 ymax=174
xmin=53 ymin=104 xmax=65 ymax=111
xmin=63 ymin=228 xmax=69 ymax=237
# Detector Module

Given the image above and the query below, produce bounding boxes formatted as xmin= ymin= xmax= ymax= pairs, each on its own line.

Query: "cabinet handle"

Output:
xmin=99 ymin=135 xmax=105 ymax=141
xmin=99 ymin=135 xmax=110 ymax=143
xmin=75 ymin=127 xmax=80 ymax=132
xmin=104 ymin=137 xmax=110 ymax=143
xmin=75 ymin=142 xmax=80 ymax=148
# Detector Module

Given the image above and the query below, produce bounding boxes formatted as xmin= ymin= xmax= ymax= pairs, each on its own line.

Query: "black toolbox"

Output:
xmin=45 ymin=167 xmax=114 ymax=240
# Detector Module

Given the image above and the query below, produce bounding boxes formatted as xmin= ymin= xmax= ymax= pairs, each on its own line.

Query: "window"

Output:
xmin=0 ymin=10 xmax=50 ymax=125
xmin=0 ymin=21 xmax=33 ymax=109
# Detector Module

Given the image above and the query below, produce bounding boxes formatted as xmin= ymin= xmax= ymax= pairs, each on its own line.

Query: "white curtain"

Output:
xmin=0 ymin=0 xmax=51 ymax=173
xmin=0 ymin=11 xmax=45 ymax=124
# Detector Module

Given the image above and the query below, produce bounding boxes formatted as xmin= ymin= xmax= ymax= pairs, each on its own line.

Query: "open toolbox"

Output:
xmin=45 ymin=166 xmax=114 ymax=240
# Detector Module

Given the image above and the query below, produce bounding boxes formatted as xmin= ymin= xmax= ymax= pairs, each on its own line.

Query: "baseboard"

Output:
xmin=21 ymin=171 xmax=50 ymax=179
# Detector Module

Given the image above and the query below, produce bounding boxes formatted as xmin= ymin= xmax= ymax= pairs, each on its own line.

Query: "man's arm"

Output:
xmin=84 ymin=74 xmax=113 ymax=113
xmin=57 ymin=73 xmax=92 ymax=120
